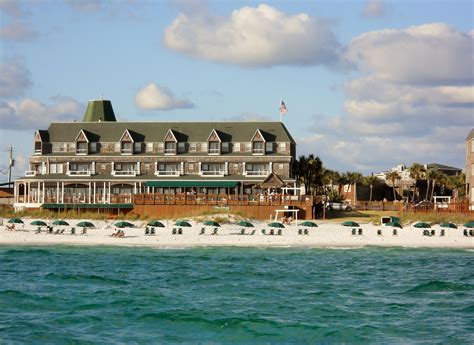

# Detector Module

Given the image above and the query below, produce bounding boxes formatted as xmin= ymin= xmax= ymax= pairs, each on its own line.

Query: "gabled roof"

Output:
xmin=42 ymin=121 xmax=295 ymax=143
xmin=35 ymin=130 xmax=49 ymax=142
xmin=119 ymin=129 xmax=144 ymax=142
xmin=253 ymin=172 xmax=287 ymax=189
xmin=75 ymin=129 xmax=90 ymax=143
xmin=207 ymin=129 xmax=222 ymax=142
xmin=466 ymin=128 xmax=474 ymax=141
xmin=251 ymin=129 xmax=266 ymax=142
xmin=426 ymin=163 xmax=462 ymax=172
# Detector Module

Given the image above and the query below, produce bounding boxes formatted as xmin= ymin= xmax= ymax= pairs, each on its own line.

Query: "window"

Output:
xmin=89 ymin=142 xmax=97 ymax=153
xmin=165 ymin=142 xmax=176 ymax=154
xmin=121 ymin=142 xmax=132 ymax=154
xmin=208 ymin=141 xmax=220 ymax=154
xmin=76 ymin=142 xmax=88 ymax=154
xmin=146 ymin=143 xmax=153 ymax=153
xmin=34 ymin=142 xmax=42 ymax=154
xmin=177 ymin=142 xmax=186 ymax=153
xmin=115 ymin=163 xmax=122 ymax=171
xmin=221 ymin=142 xmax=230 ymax=153
xmin=245 ymin=143 xmax=252 ymax=152
xmin=101 ymin=163 xmax=107 ymax=170
xmin=278 ymin=142 xmax=286 ymax=152
xmin=189 ymin=143 xmax=196 ymax=152
xmin=134 ymin=142 xmax=141 ymax=153
xmin=265 ymin=142 xmax=273 ymax=153
xmin=252 ymin=142 xmax=264 ymax=154
xmin=50 ymin=163 xmax=63 ymax=174
xmin=233 ymin=143 xmax=240 ymax=152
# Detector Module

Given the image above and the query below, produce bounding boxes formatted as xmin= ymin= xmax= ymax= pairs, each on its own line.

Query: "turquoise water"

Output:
xmin=0 ymin=246 xmax=473 ymax=344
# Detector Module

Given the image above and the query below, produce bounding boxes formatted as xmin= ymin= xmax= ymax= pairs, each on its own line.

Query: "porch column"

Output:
xmin=66 ymin=162 xmax=70 ymax=173
xmin=242 ymin=162 xmax=246 ymax=175
xmin=134 ymin=182 xmax=137 ymax=195
xmin=111 ymin=162 xmax=114 ymax=175
xmin=37 ymin=181 xmax=40 ymax=203
xmin=198 ymin=162 xmax=202 ymax=174
xmin=225 ymin=162 xmax=228 ymax=176
xmin=42 ymin=182 xmax=45 ymax=203
xmin=41 ymin=162 xmax=46 ymax=175
xmin=269 ymin=161 xmax=273 ymax=173
xmin=92 ymin=162 xmax=95 ymax=175
xmin=108 ymin=182 xmax=111 ymax=203
xmin=61 ymin=182 xmax=64 ymax=203
xmin=88 ymin=182 xmax=91 ymax=204
xmin=154 ymin=162 xmax=157 ymax=175
xmin=27 ymin=182 xmax=31 ymax=203
xmin=103 ymin=182 xmax=106 ymax=203
xmin=13 ymin=182 xmax=17 ymax=203
xmin=24 ymin=183 xmax=27 ymax=203
xmin=180 ymin=162 xmax=184 ymax=175
xmin=56 ymin=182 xmax=59 ymax=203
xmin=93 ymin=182 xmax=96 ymax=203
xmin=136 ymin=162 xmax=140 ymax=175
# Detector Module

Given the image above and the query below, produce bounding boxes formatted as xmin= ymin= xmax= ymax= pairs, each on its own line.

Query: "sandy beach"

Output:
xmin=1 ymin=218 xmax=473 ymax=249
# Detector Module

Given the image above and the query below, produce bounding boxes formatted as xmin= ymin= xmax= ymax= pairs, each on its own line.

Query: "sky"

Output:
xmin=0 ymin=0 xmax=473 ymax=182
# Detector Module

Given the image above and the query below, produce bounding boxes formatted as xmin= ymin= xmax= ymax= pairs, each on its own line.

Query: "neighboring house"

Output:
xmin=466 ymin=128 xmax=474 ymax=210
xmin=14 ymin=99 xmax=299 ymax=213
xmin=424 ymin=163 xmax=462 ymax=176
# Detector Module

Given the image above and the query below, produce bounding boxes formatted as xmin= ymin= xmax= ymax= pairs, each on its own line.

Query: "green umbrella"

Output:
xmin=147 ymin=220 xmax=165 ymax=227
xmin=413 ymin=222 xmax=431 ymax=228
xmin=114 ymin=221 xmax=135 ymax=228
xmin=464 ymin=221 xmax=474 ymax=228
xmin=175 ymin=220 xmax=192 ymax=227
xmin=203 ymin=220 xmax=220 ymax=227
xmin=238 ymin=220 xmax=254 ymax=227
xmin=385 ymin=221 xmax=403 ymax=228
xmin=440 ymin=222 xmax=457 ymax=229
xmin=8 ymin=218 xmax=23 ymax=224
xmin=76 ymin=221 xmax=95 ymax=228
xmin=268 ymin=222 xmax=285 ymax=228
xmin=52 ymin=220 xmax=69 ymax=226
xmin=342 ymin=221 xmax=359 ymax=227
xmin=31 ymin=220 xmax=47 ymax=226
xmin=300 ymin=221 xmax=318 ymax=227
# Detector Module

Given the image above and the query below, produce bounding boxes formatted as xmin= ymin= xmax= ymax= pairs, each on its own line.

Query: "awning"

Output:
xmin=145 ymin=181 xmax=239 ymax=188
xmin=42 ymin=203 xmax=133 ymax=209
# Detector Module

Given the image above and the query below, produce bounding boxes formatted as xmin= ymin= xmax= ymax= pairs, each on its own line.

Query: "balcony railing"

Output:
xmin=121 ymin=148 xmax=133 ymax=155
xmin=66 ymin=170 xmax=92 ymax=176
xmin=34 ymin=149 xmax=42 ymax=155
xmin=112 ymin=170 xmax=137 ymax=176
xmin=25 ymin=170 xmax=37 ymax=177
xmin=208 ymin=148 xmax=220 ymax=154
xmin=164 ymin=148 xmax=176 ymax=154
xmin=252 ymin=148 xmax=264 ymax=154
xmin=200 ymin=170 xmax=225 ymax=176
xmin=244 ymin=170 xmax=270 ymax=176
xmin=76 ymin=148 xmax=88 ymax=155
xmin=155 ymin=170 xmax=181 ymax=176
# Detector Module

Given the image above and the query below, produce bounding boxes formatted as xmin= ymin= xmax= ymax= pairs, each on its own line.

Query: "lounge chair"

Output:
xmin=431 ymin=230 xmax=435 ymax=236
xmin=250 ymin=229 xmax=256 ymax=235
xmin=298 ymin=229 xmax=302 ymax=235
xmin=470 ymin=230 xmax=474 ymax=237
xmin=304 ymin=229 xmax=309 ymax=235
xmin=145 ymin=227 xmax=150 ymax=235
xmin=172 ymin=228 xmax=177 ymax=235
xmin=70 ymin=227 xmax=75 ymax=235
xmin=393 ymin=229 xmax=397 ymax=236
xmin=352 ymin=228 xmax=356 ymax=235
xmin=151 ymin=228 xmax=156 ymax=235
xmin=200 ymin=227 xmax=206 ymax=235
xmin=60 ymin=229 xmax=65 ymax=234
xmin=54 ymin=229 xmax=60 ymax=234
xmin=358 ymin=228 xmax=363 ymax=235
xmin=178 ymin=228 xmax=183 ymax=235
xmin=240 ymin=228 xmax=245 ymax=235
xmin=278 ymin=229 xmax=282 ymax=236
xmin=262 ymin=229 xmax=266 ymax=235
xmin=270 ymin=229 xmax=274 ymax=235
xmin=440 ymin=229 xmax=445 ymax=236
xmin=463 ymin=229 xmax=468 ymax=236
xmin=48 ymin=227 xmax=53 ymax=234
xmin=212 ymin=228 xmax=218 ymax=235
xmin=377 ymin=229 xmax=382 ymax=236
xmin=35 ymin=227 xmax=41 ymax=234
xmin=82 ymin=228 xmax=87 ymax=235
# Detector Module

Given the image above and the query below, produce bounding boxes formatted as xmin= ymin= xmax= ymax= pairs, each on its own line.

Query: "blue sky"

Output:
xmin=0 ymin=0 xmax=472 ymax=182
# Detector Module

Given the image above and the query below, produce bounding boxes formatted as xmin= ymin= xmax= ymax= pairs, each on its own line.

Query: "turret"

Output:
xmin=82 ymin=99 xmax=117 ymax=122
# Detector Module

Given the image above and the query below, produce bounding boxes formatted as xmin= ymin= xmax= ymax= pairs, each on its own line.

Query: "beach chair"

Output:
xmin=35 ymin=227 xmax=41 ymax=234
xmin=178 ymin=228 xmax=183 ymax=235
xmin=48 ymin=227 xmax=53 ymax=234
xmin=278 ymin=229 xmax=282 ymax=236
xmin=470 ymin=230 xmax=474 ymax=237
xmin=240 ymin=228 xmax=245 ymax=235
xmin=298 ymin=229 xmax=302 ymax=235
xmin=172 ymin=228 xmax=177 ymax=235
xmin=54 ymin=229 xmax=60 ymax=234
xmin=145 ymin=227 xmax=150 ymax=235
xmin=358 ymin=228 xmax=363 ymax=235
xmin=377 ymin=229 xmax=382 ymax=236
xmin=250 ymin=229 xmax=256 ymax=235
xmin=212 ymin=228 xmax=218 ymax=235
xmin=431 ymin=230 xmax=435 ymax=236
xmin=440 ymin=229 xmax=445 ymax=236
xmin=423 ymin=230 xmax=428 ymax=236
xmin=304 ymin=229 xmax=309 ymax=235
xmin=200 ymin=227 xmax=206 ymax=235
xmin=262 ymin=229 xmax=266 ymax=235
xmin=393 ymin=229 xmax=397 ymax=236
xmin=70 ymin=227 xmax=75 ymax=235
xmin=150 ymin=228 xmax=155 ymax=235
xmin=270 ymin=229 xmax=274 ymax=235
xmin=60 ymin=229 xmax=65 ymax=234
xmin=82 ymin=228 xmax=87 ymax=235
xmin=463 ymin=229 xmax=468 ymax=236
xmin=351 ymin=228 xmax=356 ymax=235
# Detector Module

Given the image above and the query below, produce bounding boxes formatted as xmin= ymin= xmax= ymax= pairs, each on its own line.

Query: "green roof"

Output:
xmin=82 ymin=100 xmax=117 ymax=122
xmin=44 ymin=121 xmax=295 ymax=143
xmin=145 ymin=181 xmax=239 ymax=188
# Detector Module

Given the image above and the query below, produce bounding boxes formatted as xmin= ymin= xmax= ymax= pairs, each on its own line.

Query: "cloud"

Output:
xmin=134 ymin=83 xmax=194 ymax=110
xmin=361 ymin=0 xmax=385 ymax=18
xmin=345 ymin=23 xmax=473 ymax=85
xmin=0 ymin=59 xmax=31 ymax=98
xmin=164 ymin=4 xmax=341 ymax=67
xmin=0 ymin=97 xmax=83 ymax=130
xmin=0 ymin=21 xmax=38 ymax=41
xmin=0 ymin=0 xmax=27 ymax=17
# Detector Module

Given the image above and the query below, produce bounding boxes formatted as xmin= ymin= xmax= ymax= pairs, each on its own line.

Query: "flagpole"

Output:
xmin=279 ymin=97 xmax=282 ymax=122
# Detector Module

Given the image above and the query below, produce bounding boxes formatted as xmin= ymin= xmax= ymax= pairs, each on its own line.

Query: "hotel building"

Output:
xmin=14 ymin=100 xmax=311 ymax=219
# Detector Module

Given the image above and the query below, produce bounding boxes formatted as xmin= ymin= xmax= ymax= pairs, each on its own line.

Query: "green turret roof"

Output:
xmin=82 ymin=100 xmax=117 ymax=122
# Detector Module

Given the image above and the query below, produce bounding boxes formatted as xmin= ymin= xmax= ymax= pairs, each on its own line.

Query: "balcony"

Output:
xmin=25 ymin=170 xmax=37 ymax=177
xmin=155 ymin=170 xmax=181 ymax=177
xmin=66 ymin=170 xmax=92 ymax=176
xmin=76 ymin=148 xmax=88 ymax=155
xmin=244 ymin=170 xmax=270 ymax=176
xmin=252 ymin=148 xmax=264 ymax=155
xmin=164 ymin=148 xmax=176 ymax=155
xmin=112 ymin=170 xmax=137 ymax=177
xmin=121 ymin=148 xmax=133 ymax=155
xmin=208 ymin=148 xmax=220 ymax=155
xmin=200 ymin=170 xmax=225 ymax=177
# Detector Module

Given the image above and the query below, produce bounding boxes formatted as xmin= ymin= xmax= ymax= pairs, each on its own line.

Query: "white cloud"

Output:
xmin=361 ymin=0 xmax=385 ymax=18
xmin=345 ymin=23 xmax=473 ymax=85
xmin=0 ymin=97 xmax=82 ymax=130
xmin=0 ymin=21 xmax=38 ymax=41
xmin=164 ymin=4 xmax=341 ymax=67
xmin=0 ymin=59 xmax=31 ymax=98
xmin=134 ymin=83 xmax=194 ymax=110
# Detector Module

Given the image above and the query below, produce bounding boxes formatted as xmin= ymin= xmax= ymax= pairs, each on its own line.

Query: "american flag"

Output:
xmin=279 ymin=100 xmax=287 ymax=115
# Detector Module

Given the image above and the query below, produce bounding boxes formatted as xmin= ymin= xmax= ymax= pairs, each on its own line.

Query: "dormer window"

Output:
xmin=34 ymin=141 xmax=42 ymax=155
xmin=251 ymin=129 xmax=266 ymax=155
xmin=165 ymin=142 xmax=176 ymax=154
xmin=121 ymin=141 xmax=133 ymax=154
xmin=75 ymin=129 xmax=90 ymax=155
xmin=119 ymin=129 xmax=139 ymax=155
xmin=208 ymin=141 xmax=220 ymax=154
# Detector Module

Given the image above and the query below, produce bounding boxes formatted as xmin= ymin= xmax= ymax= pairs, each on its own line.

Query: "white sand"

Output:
xmin=0 ymin=218 xmax=473 ymax=249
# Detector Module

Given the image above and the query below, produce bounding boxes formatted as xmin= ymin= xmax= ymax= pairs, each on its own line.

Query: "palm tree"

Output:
xmin=386 ymin=171 xmax=401 ymax=200
xmin=425 ymin=169 xmax=438 ymax=201
xmin=363 ymin=175 xmax=380 ymax=202
xmin=345 ymin=172 xmax=363 ymax=201
xmin=430 ymin=171 xmax=447 ymax=201
xmin=292 ymin=154 xmax=323 ymax=195
xmin=408 ymin=163 xmax=426 ymax=202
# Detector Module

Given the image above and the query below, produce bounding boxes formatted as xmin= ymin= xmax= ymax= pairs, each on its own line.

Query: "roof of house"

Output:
xmin=82 ymin=100 xmax=117 ymax=122
xmin=466 ymin=128 xmax=474 ymax=141
xmin=426 ymin=163 xmax=462 ymax=172
xmin=44 ymin=121 xmax=296 ymax=143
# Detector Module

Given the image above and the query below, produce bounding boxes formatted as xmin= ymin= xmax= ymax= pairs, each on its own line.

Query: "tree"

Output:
xmin=345 ymin=171 xmax=363 ymax=200
xmin=408 ymin=163 xmax=426 ymax=202
xmin=386 ymin=171 xmax=401 ymax=200
xmin=425 ymin=169 xmax=438 ymax=201
xmin=363 ymin=175 xmax=380 ymax=202
xmin=292 ymin=154 xmax=323 ymax=195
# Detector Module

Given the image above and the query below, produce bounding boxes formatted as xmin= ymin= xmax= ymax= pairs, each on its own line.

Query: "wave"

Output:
xmin=407 ymin=280 xmax=473 ymax=293
xmin=45 ymin=273 xmax=129 ymax=285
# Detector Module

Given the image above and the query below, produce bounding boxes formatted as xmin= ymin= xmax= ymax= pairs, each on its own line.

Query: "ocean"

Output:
xmin=0 ymin=246 xmax=472 ymax=344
